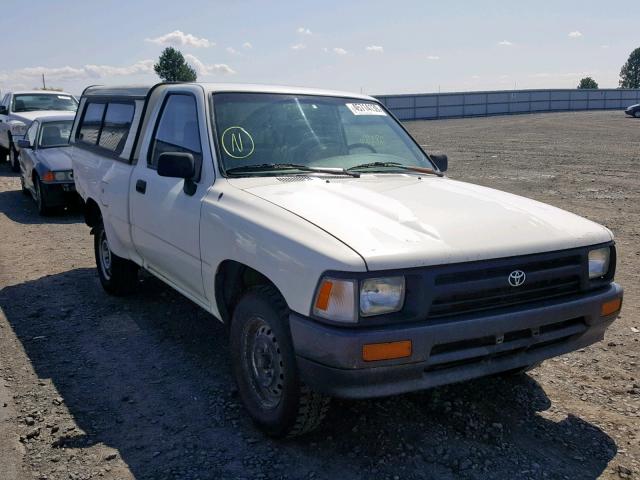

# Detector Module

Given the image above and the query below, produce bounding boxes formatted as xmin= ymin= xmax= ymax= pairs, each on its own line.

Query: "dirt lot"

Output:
xmin=0 ymin=110 xmax=638 ymax=480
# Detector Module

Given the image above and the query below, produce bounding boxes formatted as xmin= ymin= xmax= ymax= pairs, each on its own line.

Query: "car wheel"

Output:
xmin=20 ymin=174 xmax=29 ymax=196
xmin=634 ymin=110 xmax=640 ymax=118
xmin=9 ymin=144 xmax=20 ymax=172
xmin=230 ymin=285 xmax=330 ymax=437
xmin=0 ymin=144 xmax=7 ymax=163
xmin=34 ymin=176 xmax=51 ymax=216
xmin=94 ymin=220 xmax=139 ymax=295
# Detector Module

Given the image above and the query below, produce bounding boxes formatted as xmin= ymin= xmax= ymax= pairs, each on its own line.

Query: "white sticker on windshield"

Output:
xmin=57 ymin=95 xmax=71 ymax=100
xmin=346 ymin=103 xmax=387 ymax=116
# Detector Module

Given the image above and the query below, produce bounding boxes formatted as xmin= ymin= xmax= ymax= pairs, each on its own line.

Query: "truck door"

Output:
xmin=130 ymin=89 xmax=210 ymax=302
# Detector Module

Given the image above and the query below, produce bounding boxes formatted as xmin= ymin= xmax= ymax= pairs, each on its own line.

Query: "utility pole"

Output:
xmin=42 ymin=74 xmax=46 ymax=90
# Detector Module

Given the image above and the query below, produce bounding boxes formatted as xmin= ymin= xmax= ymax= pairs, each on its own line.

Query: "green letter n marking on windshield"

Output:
xmin=221 ymin=126 xmax=255 ymax=159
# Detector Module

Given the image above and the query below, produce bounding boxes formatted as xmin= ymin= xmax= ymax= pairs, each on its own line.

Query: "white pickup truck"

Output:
xmin=71 ymin=83 xmax=623 ymax=437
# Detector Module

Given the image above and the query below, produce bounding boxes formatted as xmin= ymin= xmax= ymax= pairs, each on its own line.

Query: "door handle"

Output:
xmin=135 ymin=179 xmax=147 ymax=194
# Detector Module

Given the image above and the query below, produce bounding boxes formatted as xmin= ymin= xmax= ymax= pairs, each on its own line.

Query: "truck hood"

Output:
xmin=10 ymin=110 xmax=73 ymax=124
xmin=37 ymin=147 xmax=73 ymax=171
xmin=230 ymin=174 xmax=612 ymax=270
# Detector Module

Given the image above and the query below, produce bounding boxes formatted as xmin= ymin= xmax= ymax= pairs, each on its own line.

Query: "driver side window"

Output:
xmin=149 ymin=94 xmax=202 ymax=179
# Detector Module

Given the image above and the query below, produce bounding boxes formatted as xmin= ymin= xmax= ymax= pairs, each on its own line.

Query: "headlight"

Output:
xmin=588 ymin=247 xmax=610 ymax=279
xmin=313 ymin=278 xmax=356 ymax=323
xmin=9 ymin=121 xmax=27 ymax=136
xmin=360 ymin=277 xmax=405 ymax=316
xmin=53 ymin=170 xmax=73 ymax=181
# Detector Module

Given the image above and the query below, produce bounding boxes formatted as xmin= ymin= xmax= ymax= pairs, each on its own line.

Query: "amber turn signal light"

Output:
xmin=42 ymin=171 xmax=55 ymax=182
xmin=601 ymin=298 xmax=622 ymax=317
xmin=362 ymin=340 xmax=412 ymax=362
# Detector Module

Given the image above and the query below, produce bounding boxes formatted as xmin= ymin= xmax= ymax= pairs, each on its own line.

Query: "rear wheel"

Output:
xmin=9 ymin=143 xmax=19 ymax=172
xmin=230 ymin=285 xmax=330 ymax=437
xmin=94 ymin=221 xmax=139 ymax=295
xmin=20 ymin=174 xmax=29 ymax=195
xmin=0 ymin=144 xmax=7 ymax=163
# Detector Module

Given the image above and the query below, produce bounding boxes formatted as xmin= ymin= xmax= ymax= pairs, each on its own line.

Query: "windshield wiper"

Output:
xmin=226 ymin=163 xmax=360 ymax=177
xmin=347 ymin=161 xmax=443 ymax=177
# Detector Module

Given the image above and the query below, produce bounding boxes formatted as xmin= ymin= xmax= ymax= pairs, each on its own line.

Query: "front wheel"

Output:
xmin=34 ymin=176 xmax=50 ymax=216
xmin=94 ymin=221 xmax=139 ymax=295
xmin=634 ymin=110 xmax=640 ymax=119
xmin=9 ymin=144 xmax=19 ymax=172
xmin=230 ymin=285 xmax=330 ymax=437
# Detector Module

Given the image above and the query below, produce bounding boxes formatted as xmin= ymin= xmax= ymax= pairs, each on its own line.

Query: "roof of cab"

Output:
xmin=82 ymin=83 xmax=375 ymax=101
xmin=7 ymin=90 xmax=75 ymax=96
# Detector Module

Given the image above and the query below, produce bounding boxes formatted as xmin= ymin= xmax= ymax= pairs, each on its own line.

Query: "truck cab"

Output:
xmin=70 ymin=83 xmax=623 ymax=437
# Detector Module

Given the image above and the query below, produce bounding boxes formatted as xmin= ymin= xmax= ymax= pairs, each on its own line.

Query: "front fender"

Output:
xmin=200 ymin=182 xmax=366 ymax=318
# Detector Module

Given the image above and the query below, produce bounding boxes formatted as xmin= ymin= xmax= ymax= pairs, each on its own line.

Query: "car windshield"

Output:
xmin=212 ymin=93 xmax=433 ymax=175
xmin=13 ymin=94 xmax=77 ymax=113
xmin=38 ymin=120 xmax=73 ymax=148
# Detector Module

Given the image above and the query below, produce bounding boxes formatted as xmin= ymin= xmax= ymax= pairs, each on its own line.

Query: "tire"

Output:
xmin=93 ymin=221 xmax=139 ymax=296
xmin=34 ymin=176 xmax=50 ymax=216
xmin=20 ymin=173 xmax=29 ymax=196
xmin=230 ymin=285 xmax=330 ymax=437
xmin=0 ymin=144 xmax=7 ymax=163
xmin=9 ymin=143 xmax=19 ymax=172
xmin=634 ymin=110 xmax=640 ymax=119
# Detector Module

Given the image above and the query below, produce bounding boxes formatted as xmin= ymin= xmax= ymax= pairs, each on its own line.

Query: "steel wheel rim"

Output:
xmin=99 ymin=229 xmax=112 ymax=280
xmin=241 ymin=316 xmax=284 ymax=409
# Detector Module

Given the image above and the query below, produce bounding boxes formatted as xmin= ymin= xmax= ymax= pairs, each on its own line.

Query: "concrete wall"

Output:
xmin=375 ymin=89 xmax=640 ymax=121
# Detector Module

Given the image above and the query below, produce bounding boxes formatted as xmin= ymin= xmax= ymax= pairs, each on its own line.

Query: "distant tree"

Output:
xmin=154 ymin=47 xmax=197 ymax=82
xmin=619 ymin=47 xmax=640 ymax=88
xmin=577 ymin=77 xmax=598 ymax=89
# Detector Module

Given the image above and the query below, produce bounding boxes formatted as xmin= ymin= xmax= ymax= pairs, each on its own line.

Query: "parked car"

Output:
xmin=624 ymin=103 xmax=640 ymax=118
xmin=17 ymin=114 xmax=76 ymax=215
xmin=0 ymin=90 xmax=78 ymax=171
xmin=71 ymin=83 xmax=623 ymax=437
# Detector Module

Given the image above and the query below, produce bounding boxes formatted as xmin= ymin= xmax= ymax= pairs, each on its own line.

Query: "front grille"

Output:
xmin=428 ymin=251 xmax=584 ymax=318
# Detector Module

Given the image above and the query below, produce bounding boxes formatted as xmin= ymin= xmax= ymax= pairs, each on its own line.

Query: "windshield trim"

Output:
xmin=209 ymin=91 xmax=437 ymax=179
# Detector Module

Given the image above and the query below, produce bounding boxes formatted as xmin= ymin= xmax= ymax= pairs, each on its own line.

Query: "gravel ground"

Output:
xmin=0 ymin=110 xmax=638 ymax=480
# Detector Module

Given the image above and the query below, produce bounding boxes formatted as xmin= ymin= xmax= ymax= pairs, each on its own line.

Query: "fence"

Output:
xmin=375 ymin=88 xmax=640 ymax=121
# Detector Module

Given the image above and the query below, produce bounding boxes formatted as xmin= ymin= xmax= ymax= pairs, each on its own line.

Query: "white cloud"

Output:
xmin=145 ymin=30 xmax=213 ymax=48
xmin=498 ymin=40 xmax=513 ymax=46
xmin=297 ymin=27 xmax=312 ymax=35
xmin=427 ymin=55 xmax=440 ymax=60
xmin=184 ymin=54 xmax=236 ymax=76
xmin=291 ymin=43 xmax=306 ymax=51
xmin=11 ymin=60 xmax=155 ymax=81
xmin=226 ymin=47 xmax=239 ymax=55
xmin=568 ymin=31 xmax=583 ymax=38
xmin=243 ymin=42 xmax=252 ymax=49
xmin=365 ymin=45 xmax=384 ymax=53
xmin=333 ymin=47 xmax=347 ymax=55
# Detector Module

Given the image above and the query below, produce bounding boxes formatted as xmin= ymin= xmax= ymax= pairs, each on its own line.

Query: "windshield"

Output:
xmin=212 ymin=93 xmax=433 ymax=175
xmin=38 ymin=121 xmax=73 ymax=148
xmin=13 ymin=94 xmax=78 ymax=113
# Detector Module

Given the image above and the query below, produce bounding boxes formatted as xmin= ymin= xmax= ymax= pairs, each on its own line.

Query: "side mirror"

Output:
xmin=17 ymin=139 xmax=32 ymax=149
xmin=0 ymin=106 xmax=7 ymax=115
xmin=157 ymin=152 xmax=197 ymax=195
xmin=430 ymin=154 xmax=448 ymax=172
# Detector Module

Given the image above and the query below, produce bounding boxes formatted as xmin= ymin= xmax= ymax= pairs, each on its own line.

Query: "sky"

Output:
xmin=2 ymin=0 xmax=639 ymax=96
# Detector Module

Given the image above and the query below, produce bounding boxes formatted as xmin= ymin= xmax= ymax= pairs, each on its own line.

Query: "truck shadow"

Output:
xmin=0 ymin=269 xmax=617 ymax=480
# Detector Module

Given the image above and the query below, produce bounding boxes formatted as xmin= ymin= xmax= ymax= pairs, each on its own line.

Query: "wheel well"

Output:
xmin=84 ymin=198 xmax=102 ymax=228
xmin=215 ymin=260 xmax=281 ymax=324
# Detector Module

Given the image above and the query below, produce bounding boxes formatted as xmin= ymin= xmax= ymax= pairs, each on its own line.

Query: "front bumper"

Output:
xmin=291 ymin=283 xmax=622 ymax=399
xmin=41 ymin=181 xmax=77 ymax=206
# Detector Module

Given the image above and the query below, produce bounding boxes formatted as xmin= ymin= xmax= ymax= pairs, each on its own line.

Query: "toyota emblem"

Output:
xmin=508 ymin=270 xmax=526 ymax=287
